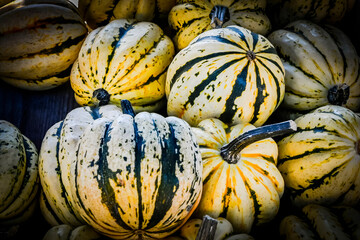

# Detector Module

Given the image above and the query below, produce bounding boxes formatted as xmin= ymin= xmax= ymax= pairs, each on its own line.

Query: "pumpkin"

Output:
xmin=191 ymin=118 xmax=297 ymax=233
xmin=39 ymin=100 xmax=203 ymax=239
xmin=267 ymin=0 xmax=356 ymax=28
xmin=168 ymin=0 xmax=271 ymax=50
xmin=78 ymin=0 xmax=176 ymax=30
xmin=280 ymin=204 xmax=360 ymax=240
xmin=70 ymin=19 xmax=175 ymax=112
xmin=43 ymin=224 xmax=102 ymax=240
xmin=166 ymin=25 xmax=285 ymax=127
xmin=0 ymin=120 xmax=39 ymax=225
xmin=267 ymin=20 xmax=360 ymax=113
xmin=277 ymin=105 xmax=360 ymax=208
xmin=0 ymin=0 xmax=87 ymax=90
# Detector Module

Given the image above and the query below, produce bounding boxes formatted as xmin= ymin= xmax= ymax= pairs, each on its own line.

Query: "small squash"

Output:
xmin=39 ymin=100 xmax=203 ymax=239
xmin=166 ymin=25 xmax=285 ymax=127
xmin=267 ymin=20 xmax=360 ymax=112
xmin=70 ymin=19 xmax=175 ymax=112
xmin=0 ymin=120 xmax=39 ymax=225
xmin=43 ymin=224 xmax=102 ymax=240
xmin=78 ymin=0 xmax=176 ymax=29
xmin=168 ymin=0 xmax=271 ymax=50
xmin=277 ymin=105 xmax=360 ymax=208
xmin=0 ymin=0 xmax=87 ymax=90
xmin=191 ymin=118 xmax=297 ymax=233
xmin=280 ymin=204 xmax=360 ymax=240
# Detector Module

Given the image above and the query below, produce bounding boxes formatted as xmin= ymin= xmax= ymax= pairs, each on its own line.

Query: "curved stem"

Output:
xmin=220 ymin=120 xmax=297 ymax=164
xmin=209 ymin=5 xmax=230 ymax=29
xmin=120 ymin=99 xmax=135 ymax=117
xmin=327 ymin=83 xmax=350 ymax=106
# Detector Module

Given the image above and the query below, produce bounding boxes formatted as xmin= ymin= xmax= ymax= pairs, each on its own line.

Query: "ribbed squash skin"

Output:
xmin=39 ymin=103 xmax=203 ymax=239
xmin=278 ymin=105 xmax=360 ymax=208
xmin=0 ymin=120 xmax=39 ymax=225
xmin=280 ymin=204 xmax=360 ymax=240
xmin=267 ymin=0 xmax=355 ymax=28
xmin=0 ymin=0 xmax=87 ymax=90
xmin=166 ymin=25 xmax=285 ymax=127
xmin=191 ymin=118 xmax=284 ymax=233
xmin=268 ymin=20 xmax=360 ymax=112
xmin=78 ymin=0 xmax=176 ymax=29
xmin=70 ymin=19 xmax=175 ymax=112
xmin=168 ymin=0 xmax=271 ymax=50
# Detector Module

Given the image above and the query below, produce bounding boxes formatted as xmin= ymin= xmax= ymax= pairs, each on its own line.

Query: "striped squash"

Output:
xmin=277 ymin=105 xmax=360 ymax=208
xmin=191 ymin=118 xmax=297 ymax=233
xmin=39 ymin=100 xmax=203 ymax=239
xmin=166 ymin=25 xmax=285 ymax=127
xmin=70 ymin=19 xmax=175 ymax=112
xmin=0 ymin=120 xmax=39 ymax=225
xmin=267 ymin=20 xmax=360 ymax=112
xmin=267 ymin=0 xmax=356 ymax=28
xmin=0 ymin=0 xmax=87 ymax=90
xmin=78 ymin=0 xmax=176 ymax=29
xmin=168 ymin=0 xmax=271 ymax=50
xmin=280 ymin=204 xmax=360 ymax=240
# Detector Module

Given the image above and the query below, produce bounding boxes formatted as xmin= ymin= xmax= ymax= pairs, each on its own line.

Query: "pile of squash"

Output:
xmin=0 ymin=0 xmax=359 ymax=239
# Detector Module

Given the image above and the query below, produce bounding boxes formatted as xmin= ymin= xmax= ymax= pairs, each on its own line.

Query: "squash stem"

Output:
xmin=327 ymin=83 xmax=350 ymax=106
xmin=93 ymin=88 xmax=110 ymax=106
xmin=220 ymin=120 xmax=297 ymax=164
xmin=209 ymin=5 xmax=230 ymax=28
xmin=121 ymin=99 xmax=135 ymax=117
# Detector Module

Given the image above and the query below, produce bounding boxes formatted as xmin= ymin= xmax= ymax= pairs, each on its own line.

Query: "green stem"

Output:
xmin=120 ymin=99 xmax=135 ymax=117
xmin=327 ymin=83 xmax=350 ymax=106
xmin=92 ymin=88 xmax=110 ymax=106
xmin=220 ymin=120 xmax=297 ymax=164
xmin=209 ymin=5 xmax=230 ymax=29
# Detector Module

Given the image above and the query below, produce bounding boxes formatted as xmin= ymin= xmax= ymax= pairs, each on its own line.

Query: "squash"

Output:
xmin=78 ymin=0 xmax=176 ymax=30
xmin=168 ymin=0 xmax=271 ymax=50
xmin=0 ymin=120 xmax=39 ymax=225
xmin=70 ymin=19 xmax=175 ymax=112
xmin=267 ymin=0 xmax=356 ymax=28
xmin=166 ymin=25 xmax=285 ymax=127
xmin=180 ymin=216 xmax=233 ymax=240
xmin=277 ymin=105 xmax=360 ymax=208
xmin=191 ymin=118 xmax=297 ymax=233
xmin=280 ymin=204 xmax=360 ymax=240
xmin=267 ymin=20 xmax=360 ymax=113
xmin=0 ymin=0 xmax=87 ymax=90
xmin=43 ymin=224 xmax=103 ymax=240
xmin=39 ymin=100 xmax=203 ymax=239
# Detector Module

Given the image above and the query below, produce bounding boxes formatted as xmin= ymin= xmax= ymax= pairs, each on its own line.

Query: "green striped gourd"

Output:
xmin=0 ymin=0 xmax=87 ymax=90
xmin=0 ymin=120 xmax=39 ymax=225
xmin=43 ymin=224 xmax=102 ymax=240
xmin=39 ymin=100 xmax=203 ymax=239
xmin=267 ymin=0 xmax=356 ymax=28
xmin=267 ymin=20 xmax=360 ymax=112
xmin=78 ymin=0 xmax=176 ymax=29
xmin=280 ymin=204 xmax=360 ymax=240
xmin=166 ymin=25 xmax=285 ymax=127
xmin=191 ymin=118 xmax=297 ymax=233
xmin=168 ymin=0 xmax=271 ymax=50
xmin=278 ymin=105 xmax=360 ymax=207
xmin=70 ymin=19 xmax=175 ymax=112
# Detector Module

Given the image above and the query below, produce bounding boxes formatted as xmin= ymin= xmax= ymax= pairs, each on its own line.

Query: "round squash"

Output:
xmin=277 ymin=105 xmax=360 ymax=208
xmin=70 ymin=19 xmax=175 ymax=112
xmin=0 ymin=0 xmax=87 ymax=90
xmin=191 ymin=118 xmax=297 ymax=233
xmin=39 ymin=100 xmax=203 ymax=239
xmin=267 ymin=20 xmax=360 ymax=113
xmin=78 ymin=0 xmax=176 ymax=30
xmin=267 ymin=0 xmax=356 ymax=28
xmin=168 ymin=0 xmax=271 ymax=50
xmin=0 ymin=120 xmax=39 ymax=225
xmin=280 ymin=204 xmax=360 ymax=240
xmin=166 ymin=25 xmax=285 ymax=127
